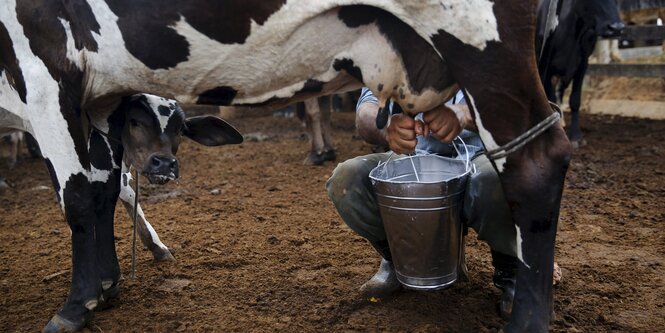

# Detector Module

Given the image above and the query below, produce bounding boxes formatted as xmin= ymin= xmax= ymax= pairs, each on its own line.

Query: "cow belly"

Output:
xmin=78 ymin=2 xmax=472 ymax=114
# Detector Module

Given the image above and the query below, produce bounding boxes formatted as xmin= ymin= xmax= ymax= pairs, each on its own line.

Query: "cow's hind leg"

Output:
xmin=7 ymin=131 xmax=22 ymax=168
xmin=318 ymin=95 xmax=337 ymax=162
xmin=303 ymin=98 xmax=328 ymax=165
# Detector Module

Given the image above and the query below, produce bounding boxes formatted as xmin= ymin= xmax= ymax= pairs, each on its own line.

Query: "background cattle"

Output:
xmin=296 ymin=96 xmax=337 ymax=165
xmin=537 ymin=0 xmax=625 ymax=147
xmin=1 ymin=130 xmax=23 ymax=168
xmin=1 ymin=1 xmax=571 ymax=332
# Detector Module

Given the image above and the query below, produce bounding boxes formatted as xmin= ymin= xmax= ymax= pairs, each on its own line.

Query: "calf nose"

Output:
xmin=149 ymin=156 xmax=179 ymax=176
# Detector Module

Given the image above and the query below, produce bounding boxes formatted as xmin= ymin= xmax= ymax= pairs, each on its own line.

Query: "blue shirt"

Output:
xmin=357 ymin=88 xmax=485 ymax=160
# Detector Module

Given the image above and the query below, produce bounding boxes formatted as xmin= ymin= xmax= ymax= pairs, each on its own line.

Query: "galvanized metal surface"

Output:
xmin=370 ymin=155 xmax=470 ymax=290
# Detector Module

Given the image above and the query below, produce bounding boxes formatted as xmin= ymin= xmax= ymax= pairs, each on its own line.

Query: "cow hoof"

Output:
xmin=323 ymin=149 xmax=337 ymax=162
xmin=42 ymin=313 xmax=89 ymax=333
xmin=96 ymin=281 xmax=120 ymax=310
xmin=153 ymin=248 xmax=176 ymax=262
xmin=304 ymin=152 xmax=326 ymax=166
xmin=570 ymin=138 xmax=587 ymax=149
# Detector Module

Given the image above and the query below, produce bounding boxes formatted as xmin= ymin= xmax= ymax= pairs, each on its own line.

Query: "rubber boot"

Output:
xmin=359 ymin=239 xmax=401 ymax=301
xmin=491 ymin=250 xmax=517 ymax=319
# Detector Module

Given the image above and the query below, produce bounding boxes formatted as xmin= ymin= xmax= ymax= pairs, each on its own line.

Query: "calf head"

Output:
xmin=119 ymin=94 xmax=243 ymax=184
xmin=580 ymin=0 xmax=624 ymax=37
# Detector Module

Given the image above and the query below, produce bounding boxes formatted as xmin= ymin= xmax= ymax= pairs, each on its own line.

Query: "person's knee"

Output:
xmin=326 ymin=157 xmax=370 ymax=203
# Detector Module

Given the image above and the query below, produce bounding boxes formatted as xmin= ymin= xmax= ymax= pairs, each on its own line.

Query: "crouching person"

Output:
xmin=326 ymin=88 xmax=518 ymax=318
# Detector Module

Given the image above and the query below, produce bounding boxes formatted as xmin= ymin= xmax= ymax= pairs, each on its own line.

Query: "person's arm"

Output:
xmin=449 ymin=104 xmax=476 ymax=132
xmin=355 ymin=101 xmax=389 ymax=147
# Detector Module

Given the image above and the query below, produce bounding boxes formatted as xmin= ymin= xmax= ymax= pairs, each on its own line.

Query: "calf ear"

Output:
xmin=183 ymin=116 xmax=243 ymax=146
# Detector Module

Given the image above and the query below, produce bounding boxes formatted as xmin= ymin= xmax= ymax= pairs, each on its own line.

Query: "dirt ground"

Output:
xmin=0 ymin=110 xmax=663 ymax=333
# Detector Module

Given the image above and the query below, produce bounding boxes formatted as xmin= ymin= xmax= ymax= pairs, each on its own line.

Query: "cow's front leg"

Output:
xmin=499 ymin=129 xmax=572 ymax=332
xmin=43 ymin=172 xmax=101 ymax=333
xmin=94 ymin=169 xmax=122 ymax=308
xmin=118 ymin=171 xmax=175 ymax=262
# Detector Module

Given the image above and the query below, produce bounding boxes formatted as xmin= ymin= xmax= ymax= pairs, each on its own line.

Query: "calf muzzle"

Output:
xmin=143 ymin=155 xmax=179 ymax=184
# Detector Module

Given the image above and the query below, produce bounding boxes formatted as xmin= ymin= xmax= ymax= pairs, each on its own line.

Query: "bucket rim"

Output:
xmin=369 ymin=154 xmax=471 ymax=185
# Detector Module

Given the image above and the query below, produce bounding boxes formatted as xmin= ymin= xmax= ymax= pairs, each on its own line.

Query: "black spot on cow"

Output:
xmin=59 ymin=86 xmax=90 ymax=169
xmin=333 ymin=58 xmax=363 ymax=82
xmin=158 ymin=105 xmax=171 ymax=117
xmin=61 ymin=0 xmax=100 ymax=51
xmin=89 ymin=131 xmax=113 ymax=171
xmin=337 ymin=6 xmax=377 ymax=27
xmin=0 ymin=22 xmax=27 ymax=103
xmin=16 ymin=0 xmax=99 ymax=80
xmin=197 ymin=86 xmax=238 ymax=105
xmin=105 ymin=98 xmax=128 ymax=168
xmin=338 ymin=6 xmax=454 ymax=93
xmin=407 ymin=103 xmax=414 ymax=109
xmin=298 ymin=79 xmax=325 ymax=93
xmin=104 ymin=0 xmax=287 ymax=69
xmin=122 ymin=174 xmax=128 ymax=187
xmin=377 ymin=83 xmax=384 ymax=92
xmin=45 ymin=158 xmax=61 ymax=203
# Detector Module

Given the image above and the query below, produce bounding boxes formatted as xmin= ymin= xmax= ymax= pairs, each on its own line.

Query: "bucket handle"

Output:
xmin=451 ymin=136 xmax=475 ymax=174
xmin=377 ymin=135 xmax=475 ymax=181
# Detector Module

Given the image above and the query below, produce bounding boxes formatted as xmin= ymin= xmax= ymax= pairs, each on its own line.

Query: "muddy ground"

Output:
xmin=0 ymin=111 xmax=663 ymax=333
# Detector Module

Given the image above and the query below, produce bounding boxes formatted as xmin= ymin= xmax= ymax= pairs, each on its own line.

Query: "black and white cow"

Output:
xmin=537 ymin=0 xmax=624 ymax=147
xmin=1 ymin=1 xmax=572 ymax=332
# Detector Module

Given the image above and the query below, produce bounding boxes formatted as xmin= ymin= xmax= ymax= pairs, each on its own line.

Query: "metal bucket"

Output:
xmin=369 ymin=142 xmax=471 ymax=290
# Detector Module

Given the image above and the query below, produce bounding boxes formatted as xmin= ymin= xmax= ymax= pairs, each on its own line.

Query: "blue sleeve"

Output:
xmin=356 ymin=87 xmax=379 ymax=110
xmin=356 ymin=87 xmax=394 ymax=113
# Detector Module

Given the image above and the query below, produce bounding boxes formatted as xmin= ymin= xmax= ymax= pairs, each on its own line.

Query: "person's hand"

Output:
xmin=386 ymin=114 xmax=420 ymax=154
xmin=422 ymin=105 xmax=465 ymax=143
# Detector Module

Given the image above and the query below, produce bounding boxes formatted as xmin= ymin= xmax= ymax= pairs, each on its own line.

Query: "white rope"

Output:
xmin=131 ymin=168 xmax=138 ymax=279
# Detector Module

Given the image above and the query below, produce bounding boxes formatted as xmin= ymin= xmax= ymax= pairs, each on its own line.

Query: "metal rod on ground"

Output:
xmin=131 ymin=169 xmax=139 ymax=279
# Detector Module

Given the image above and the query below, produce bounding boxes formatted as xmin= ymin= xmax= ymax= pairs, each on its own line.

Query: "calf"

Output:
xmin=107 ymin=94 xmax=244 ymax=262
xmin=537 ymin=0 xmax=624 ymax=147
